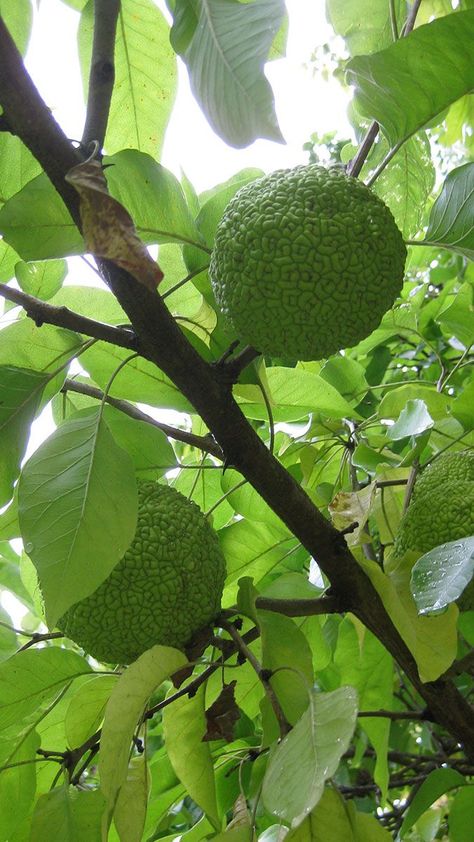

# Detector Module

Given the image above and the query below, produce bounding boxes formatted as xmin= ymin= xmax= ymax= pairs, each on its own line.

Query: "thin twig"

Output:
xmin=82 ymin=0 xmax=120 ymax=149
xmin=219 ymin=618 xmax=291 ymax=737
xmin=0 ymin=284 xmax=138 ymax=350
xmin=18 ymin=632 xmax=64 ymax=652
xmin=347 ymin=122 xmax=379 ymax=179
xmin=358 ymin=708 xmax=428 ymax=720
xmin=62 ymin=378 xmax=224 ymax=459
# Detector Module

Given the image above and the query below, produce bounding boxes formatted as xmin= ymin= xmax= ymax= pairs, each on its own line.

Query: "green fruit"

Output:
xmin=393 ymin=450 xmax=474 ymax=558
xmin=57 ymin=482 xmax=226 ymax=664
xmin=209 ymin=164 xmax=406 ymax=360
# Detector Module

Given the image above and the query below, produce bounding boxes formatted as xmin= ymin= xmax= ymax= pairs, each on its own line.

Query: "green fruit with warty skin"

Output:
xmin=209 ymin=164 xmax=407 ymax=360
xmin=393 ymin=450 xmax=474 ymax=558
xmin=57 ymin=482 xmax=226 ymax=664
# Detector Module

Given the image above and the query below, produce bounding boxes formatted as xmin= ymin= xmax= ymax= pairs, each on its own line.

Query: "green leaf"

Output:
xmin=0 ymin=135 xmax=41 ymax=205
xmin=259 ymin=610 xmax=314 ymax=726
xmin=261 ymin=686 xmax=358 ymax=828
xmin=0 ymin=173 xmax=83 ymax=260
xmin=220 ymin=470 xmax=286 ymax=529
xmin=114 ymin=753 xmax=150 ymax=842
xmin=287 ymin=787 xmax=392 ymax=841
xmin=399 ymin=767 xmax=468 ymax=837
xmin=99 ymin=644 xmax=187 ymax=827
xmin=79 ymin=0 xmax=177 ymax=158
xmin=235 ymin=366 xmax=359 ymax=422
xmin=182 ymin=0 xmax=285 ymax=147
xmin=387 ymin=399 xmax=434 ymax=441
xmin=373 ymin=134 xmax=435 ymax=238
xmin=0 ymin=0 xmax=33 ymax=54
xmin=220 ymin=520 xmax=296 ymax=603
xmin=18 ymin=408 xmax=138 ymax=627
xmin=0 ymin=366 xmax=49 ymax=507
xmin=422 ymin=163 xmax=474 ymax=260
xmin=104 ymin=150 xmax=203 ymax=249
xmin=80 ymin=343 xmax=192 ymax=412
xmin=173 ymin=462 xmax=234 ymax=531
xmin=162 ymin=684 xmax=219 ymax=827
xmin=359 ymin=554 xmax=458 ymax=681
xmin=326 ymin=0 xmax=405 ymax=56
xmin=334 ymin=618 xmax=392 ymax=797
xmin=0 ymin=730 xmax=39 ymax=841
xmin=436 ymin=282 xmax=474 ymax=348
xmin=65 ymin=675 xmax=118 ymax=747
xmin=346 ymin=11 xmax=474 ymax=148
xmin=411 ymin=537 xmax=474 ymax=614
xmin=378 ymin=384 xmax=450 ymax=422
xmin=449 ymin=787 xmax=474 ymax=842
xmin=102 ymin=406 xmax=177 ymax=479
xmin=15 ymin=259 xmax=67 ymax=301
xmin=0 ymin=648 xmax=91 ymax=734
xmin=0 ymin=240 xmax=20 ymax=282
xmin=29 ymin=786 xmax=105 ymax=842
xmin=0 ymin=321 xmax=82 ymax=374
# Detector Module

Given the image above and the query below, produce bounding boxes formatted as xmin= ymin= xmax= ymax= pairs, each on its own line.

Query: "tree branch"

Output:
xmin=62 ymin=378 xmax=224 ymax=459
xmin=82 ymin=0 xmax=120 ymax=149
xmin=255 ymin=595 xmax=342 ymax=616
xmin=2 ymin=17 xmax=474 ymax=757
xmin=0 ymin=283 xmax=138 ymax=350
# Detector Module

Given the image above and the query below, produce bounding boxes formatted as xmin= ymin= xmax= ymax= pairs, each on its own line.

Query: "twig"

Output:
xmin=18 ymin=632 xmax=64 ymax=652
xmin=401 ymin=0 xmax=423 ymax=37
xmin=347 ymin=122 xmax=379 ymax=179
xmin=219 ymin=618 xmax=291 ymax=737
xmin=62 ymin=378 xmax=224 ymax=459
xmin=358 ymin=708 xmax=429 ymax=720
xmin=82 ymin=0 xmax=120 ymax=149
xmin=0 ymin=284 xmax=138 ymax=350
xmin=218 ymin=345 xmax=261 ymax=382
xmin=444 ymin=650 xmax=474 ymax=679
xmin=255 ymin=595 xmax=341 ymax=617
xmin=403 ymin=459 xmax=419 ymax=514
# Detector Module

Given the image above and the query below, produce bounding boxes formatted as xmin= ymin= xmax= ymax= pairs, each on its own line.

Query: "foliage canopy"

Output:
xmin=0 ymin=1 xmax=473 ymax=841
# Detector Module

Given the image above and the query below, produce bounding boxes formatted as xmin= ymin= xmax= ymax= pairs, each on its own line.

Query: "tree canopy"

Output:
xmin=0 ymin=1 xmax=473 ymax=840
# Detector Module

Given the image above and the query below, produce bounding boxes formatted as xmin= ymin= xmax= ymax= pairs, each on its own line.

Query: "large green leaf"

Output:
xmin=162 ymin=685 xmax=219 ymax=827
xmin=181 ymin=0 xmax=285 ymax=147
xmin=261 ymin=686 xmax=358 ymax=828
xmin=346 ymin=11 xmax=474 ymax=148
xmin=335 ymin=618 xmax=392 ymax=796
xmin=0 ymin=730 xmax=39 ymax=841
xmin=80 ymin=342 xmax=192 ymax=412
xmin=0 ymin=366 xmax=49 ymax=507
xmin=399 ymin=767 xmax=468 ymax=837
xmin=18 ymin=408 xmax=138 ymax=627
xmin=0 ymin=134 xmax=41 ymax=205
xmin=64 ymin=675 xmax=118 ymax=747
xmin=220 ymin=519 xmax=297 ymax=603
xmin=373 ymin=134 xmax=435 ymax=238
xmin=259 ymin=610 xmax=314 ymax=727
xmin=0 ymin=173 xmax=83 ymax=260
xmin=15 ymin=259 xmax=67 ymax=301
xmin=0 ymin=648 xmax=91 ymax=734
xmin=421 ymin=163 xmax=474 ymax=260
xmin=99 ymin=645 xmax=187 ymax=827
xmin=326 ymin=0 xmax=405 ymax=56
xmin=79 ymin=0 xmax=177 ymax=158
xmin=29 ymin=787 xmax=105 ymax=842
xmin=0 ymin=321 xmax=82 ymax=378
xmin=411 ymin=537 xmax=474 ymax=614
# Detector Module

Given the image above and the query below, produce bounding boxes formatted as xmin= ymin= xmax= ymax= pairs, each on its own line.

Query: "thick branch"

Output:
xmin=0 ymin=284 xmax=138 ymax=350
xmin=82 ymin=0 xmax=120 ymax=148
xmin=2 ymin=18 xmax=474 ymax=757
xmin=62 ymin=378 xmax=224 ymax=459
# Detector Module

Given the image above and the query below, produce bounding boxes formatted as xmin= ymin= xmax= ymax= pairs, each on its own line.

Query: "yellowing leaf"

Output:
xmin=65 ymin=160 xmax=163 ymax=290
xmin=99 ymin=644 xmax=187 ymax=828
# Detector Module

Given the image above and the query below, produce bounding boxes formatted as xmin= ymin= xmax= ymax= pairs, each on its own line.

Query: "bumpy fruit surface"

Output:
xmin=393 ymin=450 xmax=474 ymax=558
xmin=209 ymin=165 xmax=406 ymax=360
xmin=57 ymin=482 xmax=226 ymax=664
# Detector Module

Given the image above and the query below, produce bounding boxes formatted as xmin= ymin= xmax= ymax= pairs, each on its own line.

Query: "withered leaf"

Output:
xmin=204 ymin=680 xmax=240 ymax=742
xmin=66 ymin=160 xmax=163 ymax=290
